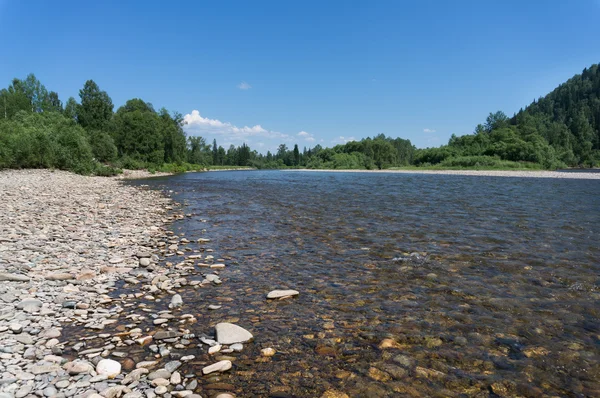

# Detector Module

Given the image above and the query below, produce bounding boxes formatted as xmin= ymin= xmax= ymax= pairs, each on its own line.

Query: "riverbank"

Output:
xmin=291 ymin=168 xmax=600 ymax=179
xmin=0 ymin=170 xmax=260 ymax=398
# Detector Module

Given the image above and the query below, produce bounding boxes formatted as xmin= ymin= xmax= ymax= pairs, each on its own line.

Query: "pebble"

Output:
xmin=96 ymin=359 xmax=122 ymax=378
xmin=261 ymin=347 xmax=276 ymax=357
xmin=202 ymin=360 xmax=232 ymax=375
xmin=266 ymin=289 xmax=300 ymax=299
xmin=169 ymin=294 xmax=183 ymax=309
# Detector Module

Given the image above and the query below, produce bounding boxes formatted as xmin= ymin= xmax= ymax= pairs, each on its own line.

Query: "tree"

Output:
xmin=187 ymin=136 xmax=211 ymax=165
xmin=46 ymin=91 xmax=62 ymax=113
xmin=78 ymin=80 xmax=114 ymax=130
xmin=63 ymin=97 xmax=78 ymax=121
xmin=212 ymin=139 xmax=218 ymax=165
xmin=113 ymin=99 xmax=163 ymax=163
xmin=21 ymin=74 xmax=49 ymax=113
xmin=293 ymin=144 xmax=300 ymax=166
xmin=485 ymin=111 xmax=509 ymax=133
xmin=0 ymin=79 xmax=32 ymax=118
xmin=159 ymin=108 xmax=187 ymax=163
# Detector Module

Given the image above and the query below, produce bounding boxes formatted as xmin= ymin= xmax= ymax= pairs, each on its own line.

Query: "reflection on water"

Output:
xmin=85 ymin=171 xmax=600 ymax=396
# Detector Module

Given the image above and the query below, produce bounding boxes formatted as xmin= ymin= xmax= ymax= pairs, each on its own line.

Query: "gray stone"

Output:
xmin=0 ymin=272 xmax=30 ymax=282
xmin=164 ymin=361 xmax=182 ymax=373
xmin=153 ymin=331 xmax=182 ymax=340
xmin=16 ymin=298 xmax=42 ymax=310
xmin=148 ymin=369 xmax=171 ymax=380
xmin=15 ymin=384 xmax=33 ymax=398
xmin=9 ymin=323 xmax=23 ymax=333
xmin=169 ymin=294 xmax=182 ymax=309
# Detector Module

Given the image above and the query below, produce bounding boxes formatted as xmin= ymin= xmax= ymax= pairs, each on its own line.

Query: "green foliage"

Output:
xmin=438 ymin=156 xmax=543 ymax=169
xmin=88 ymin=130 xmax=118 ymax=162
xmin=78 ymin=80 xmax=114 ymax=130
xmin=0 ymin=112 xmax=96 ymax=174
xmin=113 ymin=99 xmax=164 ymax=163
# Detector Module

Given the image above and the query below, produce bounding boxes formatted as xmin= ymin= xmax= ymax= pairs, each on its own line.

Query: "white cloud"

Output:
xmin=183 ymin=110 xmax=294 ymax=154
xmin=331 ymin=136 xmax=356 ymax=145
xmin=297 ymin=131 xmax=315 ymax=142
xmin=237 ymin=81 xmax=252 ymax=90
xmin=423 ymin=128 xmax=436 ymax=133
xmin=183 ymin=110 xmax=288 ymax=140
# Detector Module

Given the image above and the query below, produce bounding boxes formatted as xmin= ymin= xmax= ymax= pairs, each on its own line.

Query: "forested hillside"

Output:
xmin=414 ymin=63 xmax=600 ymax=168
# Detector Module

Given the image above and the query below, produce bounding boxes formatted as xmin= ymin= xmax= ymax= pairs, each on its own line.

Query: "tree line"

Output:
xmin=1 ymin=63 xmax=598 ymax=175
xmin=0 ymin=75 xmax=201 ymax=174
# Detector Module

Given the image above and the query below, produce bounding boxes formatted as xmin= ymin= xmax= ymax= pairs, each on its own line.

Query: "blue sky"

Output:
xmin=1 ymin=0 xmax=599 ymax=153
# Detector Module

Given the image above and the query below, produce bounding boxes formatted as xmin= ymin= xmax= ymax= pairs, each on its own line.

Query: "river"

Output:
xmin=125 ymin=170 xmax=600 ymax=397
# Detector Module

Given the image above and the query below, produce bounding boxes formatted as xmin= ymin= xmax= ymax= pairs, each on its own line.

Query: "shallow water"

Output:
xmin=84 ymin=171 xmax=600 ymax=396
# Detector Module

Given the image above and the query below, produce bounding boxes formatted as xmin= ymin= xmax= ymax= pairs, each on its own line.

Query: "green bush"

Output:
xmin=89 ymin=130 xmax=118 ymax=162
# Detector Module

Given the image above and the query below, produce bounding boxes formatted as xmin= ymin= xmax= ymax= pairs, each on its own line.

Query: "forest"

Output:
xmin=0 ymin=63 xmax=599 ymax=175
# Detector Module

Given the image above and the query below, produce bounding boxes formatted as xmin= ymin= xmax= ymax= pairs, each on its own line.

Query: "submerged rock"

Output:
xmin=202 ymin=360 xmax=232 ymax=375
xmin=267 ymin=289 xmax=299 ymax=299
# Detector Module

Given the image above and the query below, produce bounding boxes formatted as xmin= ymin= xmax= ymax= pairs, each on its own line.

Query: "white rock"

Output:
xmin=169 ymin=294 xmax=183 ymax=309
xmin=267 ymin=289 xmax=299 ymax=299
xmin=228 ymin=344 xmax=242 ymax=353
xmin=208 ymin=344 xmax=222 ymax=354
xmin=170 ymin=371 xmax=181 ymax=385
xmin=202 ymin=360 xmax=232 ymax=375
xmin=96 ymin=359 xmax=122 ymax=379
xmin=261 ymin=347 xmax=276 ymax=357
xmin=215 ymin=323 xmax=253 ymax=344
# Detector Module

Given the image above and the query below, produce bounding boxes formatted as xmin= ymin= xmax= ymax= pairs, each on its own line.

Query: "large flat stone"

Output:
xmin=215 ymin=323 xmax=253 ymax=345
xmin=0 ymin=273 xmax=30 ymax=282
xmin=267 ymin=289 xmax=299 ymax=299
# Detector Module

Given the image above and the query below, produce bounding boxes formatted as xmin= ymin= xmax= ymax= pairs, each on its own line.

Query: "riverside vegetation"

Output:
xmin=1 ymin=63 xmax=600 ymax=174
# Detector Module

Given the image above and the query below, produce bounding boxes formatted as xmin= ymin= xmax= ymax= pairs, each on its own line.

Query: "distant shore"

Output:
xmin=290 ymin=168 xmax=600 ymax=179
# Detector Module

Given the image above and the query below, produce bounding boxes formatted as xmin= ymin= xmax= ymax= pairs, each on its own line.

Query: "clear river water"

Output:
xmin=122 ymin=170 xmax=600 ymax=397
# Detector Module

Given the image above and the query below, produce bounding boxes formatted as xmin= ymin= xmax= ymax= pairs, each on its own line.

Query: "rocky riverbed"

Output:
xmin=0 ymin=170 xmax=289 ymax=398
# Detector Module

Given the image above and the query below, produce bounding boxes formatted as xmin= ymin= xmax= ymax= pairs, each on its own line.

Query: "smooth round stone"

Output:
xmin=151 ymin=378 xmax=170 ymax=387
xmin=139 ymin=258 xmax=151 ymax=267
xmin=148 ymin=369 xmax=171 ymax=380
xmin=266 ymin=289 xmax=299 ymax=299
xmin=155 ymin=386 xmax=168 ymax=395
xmin=153 ymin=318 xmax=168 ymax=325
xmin=230 ymin=343 xmax=243 ymax=352
xmin=96 ymin=359 xmax=121 ymax=378
xmin=261 ymin=347 xmax=276 ymax=357
xmin=43 ymin=386 xmax=58 ymax=397
xmin=55 ymin=380 xmax=70 ymax=388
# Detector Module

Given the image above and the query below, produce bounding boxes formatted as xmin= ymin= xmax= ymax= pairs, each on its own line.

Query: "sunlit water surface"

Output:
xmin=77 ymin=171 xmax=600 ymax=397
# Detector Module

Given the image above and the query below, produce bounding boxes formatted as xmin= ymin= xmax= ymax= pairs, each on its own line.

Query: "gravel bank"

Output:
xmin=0 ymin=169 xmax=256 ymax=398
xmin=292 ymin=168 xmax=600 ymax=179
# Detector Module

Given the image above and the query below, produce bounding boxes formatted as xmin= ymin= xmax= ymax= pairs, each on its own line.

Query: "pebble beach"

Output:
xmin=0 ymin=169 xmax=275 ymax=398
